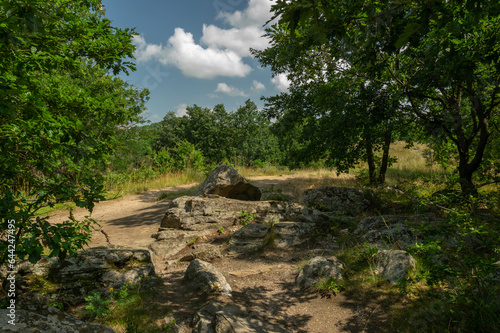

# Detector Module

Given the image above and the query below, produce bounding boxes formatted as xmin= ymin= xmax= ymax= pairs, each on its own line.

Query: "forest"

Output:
xmin=0 ymin=0 xmax=499 ymax=332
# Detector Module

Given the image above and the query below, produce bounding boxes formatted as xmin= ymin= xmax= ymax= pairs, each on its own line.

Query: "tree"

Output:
xmin=262 ymin=0 xmax=500 ymax=194
xmin=232 ymin=100 xmax=283 ymax=166
xmin=0 ymin=0 xmax=148 ymax=264
xmin=253 ymin=3 xmax=405 ymax=185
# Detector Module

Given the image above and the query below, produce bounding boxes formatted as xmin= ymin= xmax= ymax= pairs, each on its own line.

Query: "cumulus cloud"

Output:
xmin=271 ymin=73 xmax=291 ymax=92
xmin=215 ymin=83 xmax=248 ymax=97
xmin=134 ymin=29 xmax=252 ymax=79
xmin=252 ymin=80 xmax=266 ymax=91
xmin=201 ymin=24 xmax=268 ymax=57
xmin=175 ymin=103 xmax=188 ymax=117
xmin=133 ymin=0 xmax=275 ymax=79
xmin=133 ymin=35 xmax=163 ymax=63
xmin=217 ymin=0 xmax=276 ymax=28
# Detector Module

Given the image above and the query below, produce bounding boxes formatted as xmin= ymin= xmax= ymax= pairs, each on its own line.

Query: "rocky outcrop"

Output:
xmin=180 ymin=243 xmax=222 ymax=262
xmin=0 ymin=305 xmax=115 ymax=332
xmin=192 ymin=301 xmax=291 ymax=333
xmin=226 ymin=223 xmax=272 ymax=253
xmin=184 ymin=259 xmax=232 ymax=295
xmin=226 ymin=221 xmax=321 ymax=253
xmin=150 ymin=229 xmax=214 ymax=258
xmin=296 ymin=256 xmax=346 ymax=289
xmin=303 ymin=186 xmax=375 ymax=215
xmin=354 ymin=213 xmax=441 ymax=249
xmin=374 ymin=250 xmax=416 ymax=284
xmin=195 ymin=164 xmax=261 ymax=201
xmin=272 ymin=222 xmax=317 ymax=248
xmin=161 ymin=195 xmax=328 ymax=231
xmin=12 ymin=245 xmax=155 ymax=306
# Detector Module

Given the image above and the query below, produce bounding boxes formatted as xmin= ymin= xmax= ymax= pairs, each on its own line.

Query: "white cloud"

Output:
xmin=133 ymin=0 xmax=276 ymax=79
xmin=252 ymin=80 xmax=265 ymax=91
xmin=175 ymin=103 xmax=188 ymax=117
xmin=134 ymin=29 xmax=252 ymax=79
xmin=215 ymin=83 xmax=248 ymax=97
xmin=217 ymin=0 xmax=276 ymax=29
xmin=271 ymin=73 xmax=291 ymax=92
xmin=133 ymin=35 xmax=163 ymax=63
xmin=201 ymin=24 xmax=268 ymax=57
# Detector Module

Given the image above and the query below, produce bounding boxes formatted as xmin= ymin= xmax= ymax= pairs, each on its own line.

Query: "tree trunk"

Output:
xmin=365 ymin=125 xmax=377 ymax=185
xmin=378 ymin=129 xmax=392 ymax=184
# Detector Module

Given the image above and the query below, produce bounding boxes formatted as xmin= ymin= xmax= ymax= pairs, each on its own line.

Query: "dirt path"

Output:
xmin=49 ymin=173 xmax=389 ymax=332
xmin=48 ymin=172 xmax=356 ymax=250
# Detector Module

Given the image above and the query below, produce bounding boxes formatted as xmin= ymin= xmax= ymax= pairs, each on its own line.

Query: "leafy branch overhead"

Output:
xmin=254 ymin=0 xmax=500 ymax=193
xmin=0 ymin=0 xmax=149 ymax=264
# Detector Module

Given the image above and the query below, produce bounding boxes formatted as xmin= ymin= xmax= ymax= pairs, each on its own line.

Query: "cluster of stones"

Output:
xmin=3 ymin=164 xmax=451 ymax=332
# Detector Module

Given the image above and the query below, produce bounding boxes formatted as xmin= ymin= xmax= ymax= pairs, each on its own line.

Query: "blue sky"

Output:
xmin=102 ymin=0 xmax=290 ymax=123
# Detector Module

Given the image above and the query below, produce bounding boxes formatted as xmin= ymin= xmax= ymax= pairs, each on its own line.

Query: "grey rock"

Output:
xmin=375 ymin=250 xmax=416 ymax=284
xmin=377 ymin=185 xmax=405 ymax=196
xmin=184 ymin=259 xmax=231 ymax=295
xmin=0 ymin=305 xmax=115 ymax=332
xmin=296 ymin=256 xmax=345 ymax=289
xmin=192 ymin=301 xmax=290 ymax=333
xmin=272 ymin=222 xmax=317 ymax=248
xmin=180 ymin=243 xmax=222 ymax=262
xmin=226 ymin=223 xmax=272 ymax=253
xmin=195 ymin=164 xmax=261 ymax=201
xmin=12 ymin=245 xmax=155 ymax=306
xmin=160 ymin=195 xmax=325 ymax=231
xmin=149 ymin=229 xmax=213 ymax=258
xmin=303 ymin=186 xmax=375 ymax=215
xmin=354 ymin=214 xmax=441 ymax=249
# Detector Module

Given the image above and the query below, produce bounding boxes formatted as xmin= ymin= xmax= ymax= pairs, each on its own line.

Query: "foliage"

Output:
xmin=239 ymin=210 xmax=254 ymax=226
xmin=314 ymin=277 xmax=345 ymax=296
xmin=0 ymin=0 xmax=148 ymax=264
xmin=258 ymin=0 xmax=500 ymax=193
xmin=84 ymin=290 xmax=111 ymax=320
xmin=402 ymin=198 xmax=500 ymax=331
xmin=153 ymin=100 xmax=283 ymax=167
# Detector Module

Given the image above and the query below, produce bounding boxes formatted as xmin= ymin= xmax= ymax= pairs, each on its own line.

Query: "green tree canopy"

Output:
xmin=260 ymin=0 xmax=500 ymax=194
xmin=0 ymin=0 xmax=149 ymax=264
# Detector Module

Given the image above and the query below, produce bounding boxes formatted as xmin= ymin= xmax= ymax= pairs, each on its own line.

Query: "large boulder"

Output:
xmin=374 ymin=250 xmax=416 ymax=284
xmin=272 ymin=222 xmax=317 ymax=249
xmin=226 ymin=223 xmax=272 ymax=253
xmin=180 ymin=243 xmax=223 ymax=262
xmin=354 ymin=213 xmax=441 ymax=249
xmin=195 ymin=164 xmax=261 ymax=201
xmin=303 ymin=186 xmax=375 ymax=215
xmin=184 ymin=259 xmax=232 ymax=295
xmin=296 ymin=256 xmax=346 ymax=289
xmin=10 ymin=245 xmax=155 ymax=306
xmin=149 ymin=229 xmax=214 ymax=258
xmin=192 ymin=301 xmax=291 ymax=333
xmin=160 ymin=195 xmax=328 ymax=231
xmin=0 ymin=304 xmax=115 ymax=332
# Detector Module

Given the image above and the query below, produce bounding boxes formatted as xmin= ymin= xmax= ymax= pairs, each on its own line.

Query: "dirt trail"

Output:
xmin=48 ymin=172 xmax=350 ymax=250
xmin=48 ymin=173 xmax=389 ymax=332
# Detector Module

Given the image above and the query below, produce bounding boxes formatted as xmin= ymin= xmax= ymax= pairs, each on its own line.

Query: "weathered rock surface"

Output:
xmin=296 ymin=256 xmax=346 ymax=289
xmin=0 ymin=305 xmax=115 ymax=332
xmin=354 ymin=214 xmax=441 ymax=249
xmin=303 ymin=186 xmax=375 ymax=215
xmin=272 ymin=222 xmax=317 ymax=248
xmin=226 ymin=223 xmax=272 ymax=253
xmin=149 ymin=229 xmax=213 ymax=258
xmin=180 ymin=243 xmax=222 ymax=262
xmin=195 ymin=164 xmax=261 ymax=201
xmin=12 ymin=245 xmax=155 ymax=305
xmin=375 ymin=250 xmax=416 ymax=284
xmin=192 ymin=301 xmax=291 ymax=333
xmin=184 ymin=259 xmax=232 ymax=295
xmin=161 ymin=195 xmax=327 ymax=231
